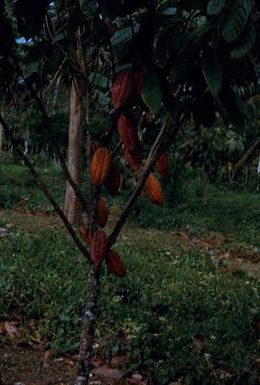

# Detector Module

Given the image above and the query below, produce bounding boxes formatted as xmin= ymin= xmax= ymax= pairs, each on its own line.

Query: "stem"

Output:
xmin=75 ymin=264 xmax=100 ymax=385
xmin=109 ymin=112 xmax=187 ymax=246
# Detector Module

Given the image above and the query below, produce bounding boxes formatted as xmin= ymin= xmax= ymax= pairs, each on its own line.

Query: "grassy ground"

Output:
xmin=0 ymin=163 xmax=259 ymax=385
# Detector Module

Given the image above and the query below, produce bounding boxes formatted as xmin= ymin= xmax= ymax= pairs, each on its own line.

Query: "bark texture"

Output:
xmin=64 ymin=79 xmax=84 ymax=224
xmin=75 ymin=265 xmax=100 ymax=385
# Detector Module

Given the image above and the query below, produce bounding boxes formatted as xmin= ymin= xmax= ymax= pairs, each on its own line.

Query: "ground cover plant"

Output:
xmin=0 ymin=164 xmax=259 ymax=385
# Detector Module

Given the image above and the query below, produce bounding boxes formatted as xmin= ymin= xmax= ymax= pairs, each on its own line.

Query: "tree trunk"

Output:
xmin=75 ymin=264 xmax=100 ymax=385
xmin=64 ymin=79 xmax=84 ymax=224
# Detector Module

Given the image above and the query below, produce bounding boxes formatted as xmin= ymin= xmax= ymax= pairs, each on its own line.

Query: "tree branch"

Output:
xmin=0 ymin=113 xmax=90 ymax=260
xmin=109 ymin=112 xmax=186 ymax=246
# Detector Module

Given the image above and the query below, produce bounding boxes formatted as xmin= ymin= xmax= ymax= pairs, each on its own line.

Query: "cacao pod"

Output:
xmin=106 ymin=250 xmax=126 ymax=278
xmin=105 ymin=164 xmax=122 ymax=195
xmin=144 ymin=174 xmax=164 ymax=205
xmin=79 ymin=226 xmax=91 ymax=245
xmin=156 ymin=152 xmax=169 ymax=177
xmin=90 ymin=147 xmax=111 ymax=186
xmin=117 ymin=114 xmax=139 ymax=151
xmin=90 ymin=229 xmax=108 ymax=265
xmin=124 ymin=144 xmax=142 ymax=171
xmin=112 ymin=70 xmax=133 ymax=109
xmin=97 ymin=197 xmax=109 ymax=228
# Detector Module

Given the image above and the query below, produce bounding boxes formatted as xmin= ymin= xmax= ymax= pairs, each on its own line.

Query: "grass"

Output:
xmin=0 ymin=162 xmax=260 ymax=384
xmin=0 ymin=225 xmax=259 ymax=384
xmin=0 ymin=163 xmax=65 ymax=210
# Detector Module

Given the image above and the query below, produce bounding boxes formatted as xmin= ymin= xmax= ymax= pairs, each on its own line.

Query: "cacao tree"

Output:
xmin=0 ymin=1 xmax=259 ymax=385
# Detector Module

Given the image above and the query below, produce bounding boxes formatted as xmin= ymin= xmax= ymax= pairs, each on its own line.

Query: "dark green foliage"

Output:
xmin=222 ymin=0 xmax=252 ymax=43
xmin=207 ymin=0 xmax=226 ymax=16
xmin=230 ymin=19 xmax=256 ymax=60
xmin=201 ymin=46 xmax=222 ymax=98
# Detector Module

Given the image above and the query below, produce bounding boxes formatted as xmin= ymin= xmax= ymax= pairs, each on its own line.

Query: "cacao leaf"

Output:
xmin=207 ymin=0 xmax=226 ymax=15
xmin=222 ymin=0 xmax=252 ymax=43
xmin=141 ymin=72 xmax=162 ymax=113
xmin=201 ymin=46 xmax=222 ymax=98
xmin=230 ymin=19 xmax=256 ymax=60
xmin=111 ymin=25 xmax=139 ymax=47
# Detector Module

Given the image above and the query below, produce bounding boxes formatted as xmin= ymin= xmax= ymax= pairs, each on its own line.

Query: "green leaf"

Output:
xmin=207 ymin=0 xmax=226 ymax=15
xmin=219 ymin=86 xmax=247 ymax=130
xmin=111 ymin=25 xmax=139 ymax=47
xmin=222 ymin=0 xmax=252 ymax=43
xmin=230 ymin=19 xmax=256 ymax=60
xmin=201 ymin=46 xmax=222 ymax=98
xmin=141 ymin=72 xmax=162 ymax=113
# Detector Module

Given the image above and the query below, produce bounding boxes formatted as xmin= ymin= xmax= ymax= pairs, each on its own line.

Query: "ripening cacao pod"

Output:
xmin=97 ymin=197 xmax=109 ymax=228
xmin=133 ymin=67 xmax=145 ymax=95
xmin=112 ymin=70 xmax=134 ymax=109
xmin=90 ymin=147 xmax=111 ymax=186
xmin=79 ymin=226 xmax=91 ymax=245
xmin=124 ymin=144 xmax=142 ymax=171
xmin=105 ymin=164 xmax=122 ymax=195
xmin=144 ymin=174 xmax=164 ymax=205
xmin=117 ymin=114 xmax=139 ymax=151
xmin=90 ymin=229 xmax=108 ymax=265
xmin=106 ymin=250 xmax=126 ymax=278
xmin=156 ymin=152 xmax=169 ymax=177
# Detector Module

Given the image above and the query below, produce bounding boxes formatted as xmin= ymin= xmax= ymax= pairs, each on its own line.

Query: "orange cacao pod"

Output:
xmin=144 ymin=174 xmax=164 ymax=205
xmin=90 ymin=147 xmax=111 ymax=186
xmin=90 ymin=229 xmax=108 ymax=265
xmin=156 ymin=152 xmax=169 ymax=177
xmin=79 ymin=226 xmax=91 ymax=245
xmin=105 ymin=164 xmax=122 ymax=195
xmin=124 ymin=144 xmax=142 ymax=171
xmin=106 ymin=250 xmax=126 ymax=278
xmin=97 ymin=197 xmax=109 ymax=228
xmin=112 ymin=70 xmax=133 ymax=109
xmin=117 ymin=114 xmax=139 ymax=151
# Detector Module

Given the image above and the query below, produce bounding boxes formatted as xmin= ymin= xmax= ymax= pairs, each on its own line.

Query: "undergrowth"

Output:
xmin=0 ymin=228 xmax=259 ymax=385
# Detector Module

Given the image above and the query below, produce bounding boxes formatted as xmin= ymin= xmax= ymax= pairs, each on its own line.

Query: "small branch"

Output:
xmin=232 ymin=139 xmax=260 ymax=179
xmin=0 ymin=113 xmax=90 ymax=260
xmin=109 ymin=111 xmax=187 ymax=246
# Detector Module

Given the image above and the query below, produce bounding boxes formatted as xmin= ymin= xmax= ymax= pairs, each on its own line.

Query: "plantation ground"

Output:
xmin=0 ymin=164 xmax=259 ymax=385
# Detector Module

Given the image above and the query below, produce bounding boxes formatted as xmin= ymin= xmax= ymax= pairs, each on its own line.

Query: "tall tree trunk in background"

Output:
xmin=64 ymin=79 xmax=84 ymax=224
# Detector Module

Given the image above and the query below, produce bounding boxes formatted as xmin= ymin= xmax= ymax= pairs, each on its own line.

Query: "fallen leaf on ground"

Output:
xmin=5 ymin=321 xmax=21 ymax=339
xmin=91 ymin=367 xmax=126 ymax=379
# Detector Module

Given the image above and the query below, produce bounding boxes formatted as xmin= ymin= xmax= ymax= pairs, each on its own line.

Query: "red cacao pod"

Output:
xmin=112 ymin=70 xmax=134 ymax=109
xmin=105 ymin=164 xmax=122 ymax=195
xmin=90 ymin=147 xmax=111 ymax=186
xmin=156 ymin=152 xmax=169 ymax=177
xmin=124 ymin=144 xmax=142 ymax=171
xmin=117 ymin=114 xmax=139 ymax=151
xmin=106 ymin=250 xmax=126 ymax=278
xmin=79 ymin=226 xmax=91 ymax=245
xmin=90 ymin=229 xmax=108 ymax=265
xmin=144 ymin=174 xmax=164 ymax=205
xmin=97 ymin=197 xmax=109 ymax=228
